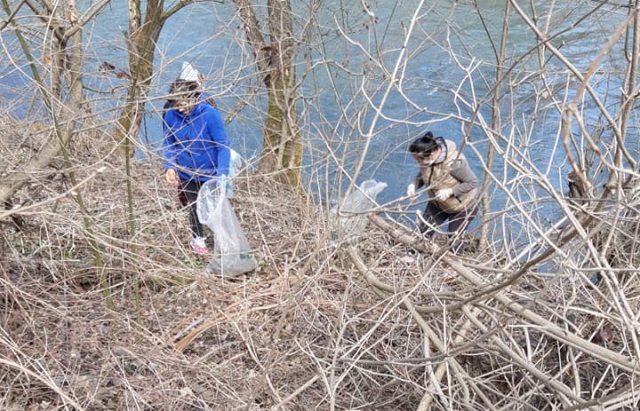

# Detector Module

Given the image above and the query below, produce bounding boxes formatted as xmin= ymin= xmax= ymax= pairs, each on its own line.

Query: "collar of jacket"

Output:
xmin=432 ymin=136 xmax=448 ymax=165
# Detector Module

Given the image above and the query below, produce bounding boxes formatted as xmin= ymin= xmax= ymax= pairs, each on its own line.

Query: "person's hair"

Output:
xmin=408 ymin=131 xmax=440 ymax=155
xmin=167 ymin=79 xmax=201 ymax=105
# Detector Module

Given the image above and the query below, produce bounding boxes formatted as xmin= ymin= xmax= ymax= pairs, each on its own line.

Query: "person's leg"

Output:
xmin=177 ymin=186 xmax=188 ymax=208
xmin=447 ymin=203 xmax=478 ymax=254
xmin=420 ymin=201 xmax=448 ymax=237
xmin=180 ymin=179 xmax=205 ymax=239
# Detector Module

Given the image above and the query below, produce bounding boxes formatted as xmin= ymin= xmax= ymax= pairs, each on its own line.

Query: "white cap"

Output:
xmin=178 ymin=62 xmax=201 ymax=85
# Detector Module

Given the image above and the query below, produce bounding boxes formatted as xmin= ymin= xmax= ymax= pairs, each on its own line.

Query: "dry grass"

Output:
xmin=2 ymin=123 xmax=639 ymax=411
xmin=0 ymin=136 xmax=421 ymax=410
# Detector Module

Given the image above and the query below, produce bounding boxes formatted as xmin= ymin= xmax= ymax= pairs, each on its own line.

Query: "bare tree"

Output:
xmin=0 ymin=0 xmax=106 ymax=204
xmin=233 ymin=0 xmax=302 ymax=186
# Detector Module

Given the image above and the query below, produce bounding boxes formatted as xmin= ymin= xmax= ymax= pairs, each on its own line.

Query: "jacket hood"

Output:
xmin=433 ymin=137 xmax=453 ymax=165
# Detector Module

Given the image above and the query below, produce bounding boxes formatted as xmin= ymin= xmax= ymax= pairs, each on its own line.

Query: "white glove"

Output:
xmin=434 ymin=188 xmax=453 ymax=202
xmin=406 ymin=183 xmax=416 ymax=197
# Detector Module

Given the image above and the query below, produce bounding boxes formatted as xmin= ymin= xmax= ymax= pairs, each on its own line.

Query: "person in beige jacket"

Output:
xmin=406 ymin=131 xmax=479 ymax=254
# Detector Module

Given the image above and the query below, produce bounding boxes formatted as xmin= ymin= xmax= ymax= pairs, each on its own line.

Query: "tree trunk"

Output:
xmin=260 ymin=0 xmax=301 ymax=187
xmin=114 ymin=0 xmax=165 ymax=157
xmin=233 ymin=0 xmax=302 ymax=187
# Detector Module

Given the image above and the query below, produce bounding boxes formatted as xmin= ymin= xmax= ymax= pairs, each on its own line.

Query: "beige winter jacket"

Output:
xmin=415 ymin=138 xmax=478 ymax=213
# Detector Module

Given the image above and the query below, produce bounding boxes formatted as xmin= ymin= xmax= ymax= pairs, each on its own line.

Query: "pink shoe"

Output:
xmin=189 ymin=236 xmax=209 ymax=254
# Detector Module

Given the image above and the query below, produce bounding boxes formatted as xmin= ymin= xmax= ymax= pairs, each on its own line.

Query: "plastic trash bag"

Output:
xmin=329 ymin=180 xmax=387 ymax=247
xmin=226 ymin=149 xmax=243 ymax=198
xmin=197 ymin=177 xmax=257 ymax=277
xmin=229 ymin=149 xmax=243 ymax=176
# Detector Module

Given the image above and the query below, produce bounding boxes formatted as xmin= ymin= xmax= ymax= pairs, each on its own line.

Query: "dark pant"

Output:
xmin=180 ymin=179 xmax=204 ymax=238
xmin=420 ymin=201 xmax=478 ymax=254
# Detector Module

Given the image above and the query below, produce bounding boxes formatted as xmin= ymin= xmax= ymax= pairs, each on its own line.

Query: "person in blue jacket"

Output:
xmin=163 ymin=67 xmax=230 ymax=254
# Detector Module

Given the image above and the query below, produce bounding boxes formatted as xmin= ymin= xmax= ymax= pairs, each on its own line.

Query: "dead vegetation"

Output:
xmin=2 ymin=121 xmax=640 ymax=411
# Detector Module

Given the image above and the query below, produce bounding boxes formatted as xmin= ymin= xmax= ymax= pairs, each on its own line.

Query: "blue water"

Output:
xmin=2 ymin=0 xmax=637 ymax=249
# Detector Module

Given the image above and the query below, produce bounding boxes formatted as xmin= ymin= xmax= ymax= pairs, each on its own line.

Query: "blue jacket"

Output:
xmin=163 ymin=101 xmax=230 ymax=182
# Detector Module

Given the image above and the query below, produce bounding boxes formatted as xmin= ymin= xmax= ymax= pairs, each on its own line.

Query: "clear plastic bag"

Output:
xmin=226 ymin=149 xmax=243 ymax=198
xmin=329 ymin=180 xmax=387 ymax=247
xmin=197 ymin=178 xmax=257 ymax=277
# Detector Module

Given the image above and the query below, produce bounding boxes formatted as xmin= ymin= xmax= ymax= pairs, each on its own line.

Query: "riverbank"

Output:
xmin=2 ymin=122 xmax=632 ymax=410
xmin=1 ymin=137 xmax=453 ymax=409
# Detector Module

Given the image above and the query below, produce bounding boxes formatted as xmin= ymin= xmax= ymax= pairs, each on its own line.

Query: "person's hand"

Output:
xmin=165 ymin=169 xmax=179 ymax=187
xmin=216 ymin=174 xmax=228 ymax=190
xmin=434 ymin=188 xmax=453 ymax=202
xmin=406 ymin=183 xmax=416 ymax=198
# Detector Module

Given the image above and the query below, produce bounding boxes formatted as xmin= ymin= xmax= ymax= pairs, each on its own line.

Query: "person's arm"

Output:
xmin=406 ymin=172 xmax=424 ymax=197
xmin=162 ymin=112 xmax=178 ymax=171
xmin=449 ymin=160 xmax=478 ymax=196
xmin=162 ymin=113 xmax=182 ymax=186
xmin=414 ymin=172 xmax=424 ymax=189
xmin=206 ymin=108 xmax=230 ymax=175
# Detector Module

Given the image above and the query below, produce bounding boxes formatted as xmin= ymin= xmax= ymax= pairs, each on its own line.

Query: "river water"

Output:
xmin=3 ymin=0 xmax=635 ymax=243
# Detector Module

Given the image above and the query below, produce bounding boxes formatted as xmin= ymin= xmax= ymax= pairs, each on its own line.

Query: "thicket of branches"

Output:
xmin=2 ymin=1 xmax=640 ymax=410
